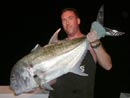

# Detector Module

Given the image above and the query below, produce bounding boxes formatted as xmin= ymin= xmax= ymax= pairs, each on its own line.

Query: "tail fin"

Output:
xmin=96 ymin=4 xmax=125 ymax=36
xmin=105 ymin=27 xmax=125 ymax=36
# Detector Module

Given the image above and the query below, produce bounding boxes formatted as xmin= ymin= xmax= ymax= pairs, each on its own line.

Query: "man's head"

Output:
xmin=61 ymin=8 xmax=79 ymax=18
xmin=60 ymin=8 xmax=81 ymax=37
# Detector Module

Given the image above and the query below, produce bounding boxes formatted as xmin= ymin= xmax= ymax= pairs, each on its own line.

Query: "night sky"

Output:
xmin=1 ymin=0 xmax=129 ymax=97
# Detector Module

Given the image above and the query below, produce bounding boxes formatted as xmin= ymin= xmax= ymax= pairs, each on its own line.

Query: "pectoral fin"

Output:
xmin=43 ymin=83 xmax=54 ymax=90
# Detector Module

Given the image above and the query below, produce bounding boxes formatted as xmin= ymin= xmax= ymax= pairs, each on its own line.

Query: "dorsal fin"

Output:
xmin=48 ymin=28 xmax=61 ymax=44
xmin=31 ymin=44 xmax=41 ymax=52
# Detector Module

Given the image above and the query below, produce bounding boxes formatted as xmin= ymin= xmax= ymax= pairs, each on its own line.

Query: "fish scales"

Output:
xmin=23 ymin=37 xmax=86 ymax=66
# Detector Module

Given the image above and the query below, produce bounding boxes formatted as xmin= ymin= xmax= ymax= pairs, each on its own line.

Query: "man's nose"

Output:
xmin=66 ymin=20 xmax=70 ymax=25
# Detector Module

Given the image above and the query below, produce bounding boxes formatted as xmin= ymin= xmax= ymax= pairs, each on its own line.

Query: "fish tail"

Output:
xmin=105 ymin=27 xmax=125 ymax=36
xmin=91 ymin=21 xmax=106 ymax=39
xmin=91 ymin=21 xmax=125 ymax=38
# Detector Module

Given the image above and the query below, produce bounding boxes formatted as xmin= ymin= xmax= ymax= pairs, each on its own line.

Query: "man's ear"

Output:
xmin=77 ymin=18 xmax=81 ymax=25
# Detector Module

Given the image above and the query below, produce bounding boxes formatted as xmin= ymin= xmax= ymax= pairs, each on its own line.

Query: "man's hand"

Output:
xmin=86 ymin=30 xmax=98 ymax=43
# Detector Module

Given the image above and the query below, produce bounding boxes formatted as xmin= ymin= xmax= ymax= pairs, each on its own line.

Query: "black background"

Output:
xmin=0 ymin=0 xmax=129 ymax=98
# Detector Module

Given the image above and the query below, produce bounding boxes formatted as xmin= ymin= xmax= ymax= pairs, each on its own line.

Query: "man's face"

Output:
xmin=61 ymin=11 xmax=80 ymax=36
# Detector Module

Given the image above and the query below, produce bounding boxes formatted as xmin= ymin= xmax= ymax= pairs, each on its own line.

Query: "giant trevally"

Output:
xmin=10 ymin=21 xmax=124 ymax=95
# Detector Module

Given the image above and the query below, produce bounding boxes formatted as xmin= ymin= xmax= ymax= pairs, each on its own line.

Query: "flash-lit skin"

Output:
xmin=61 ymin=10 xmax=112 ymax=70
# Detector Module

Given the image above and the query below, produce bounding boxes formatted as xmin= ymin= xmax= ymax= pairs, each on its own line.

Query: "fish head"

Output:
xmin=10 ymin=61 xmax=39 ymax=95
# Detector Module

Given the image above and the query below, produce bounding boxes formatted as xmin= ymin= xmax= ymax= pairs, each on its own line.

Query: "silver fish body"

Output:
xmin=10 ymin=21 xmax=124 ymax=95
xmin=10 ymin=37 xmax=89 ymax=95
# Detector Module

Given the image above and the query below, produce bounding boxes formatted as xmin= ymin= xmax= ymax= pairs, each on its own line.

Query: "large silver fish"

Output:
xmin=10 ymin=21 xmax=124 ymax=95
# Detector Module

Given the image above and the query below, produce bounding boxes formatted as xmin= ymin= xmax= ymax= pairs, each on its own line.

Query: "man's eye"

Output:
xmin=69 ymin=17 xmax=73 ymax=19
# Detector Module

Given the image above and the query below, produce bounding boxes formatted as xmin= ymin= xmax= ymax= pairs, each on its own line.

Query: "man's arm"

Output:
xmin=87 ymin=31 xmax=112 ymax=70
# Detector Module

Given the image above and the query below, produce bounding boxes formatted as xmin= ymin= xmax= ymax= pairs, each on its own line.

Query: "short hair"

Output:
xmin=61 ymin=8 xmax=79 ymax=18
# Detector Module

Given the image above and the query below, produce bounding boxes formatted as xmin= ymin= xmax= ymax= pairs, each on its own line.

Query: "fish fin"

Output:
xmin=105 ymin=27 xmax=125 ymax=36
xmin=42 ymin=83 xmax=54 ymax=90
xmin=31 ymin=44 xmax=41 ymax=52
xmin=48 ymin=28 xmax=61 ymax=44
xmin=96 ymin=4 xmax=125 ymax=36
xmin=91 ymin=21 xmax=125 ymax=38
xmin=96 ymin=4 xmax=104 ymax=25
xmin=70 ymin=64 xmax=88 ymax=76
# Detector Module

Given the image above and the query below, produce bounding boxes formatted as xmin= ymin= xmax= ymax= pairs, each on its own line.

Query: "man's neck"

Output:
xmin=67 ymin=32 xmax=85 ymax=40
